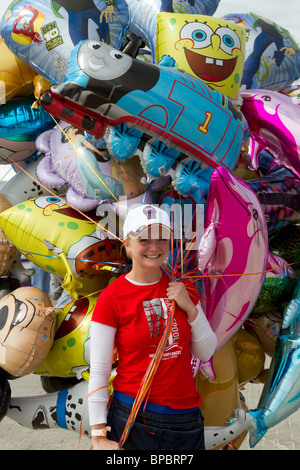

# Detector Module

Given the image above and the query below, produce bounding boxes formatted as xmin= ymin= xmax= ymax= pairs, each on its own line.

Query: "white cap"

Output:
xmin=123 ymin=205 xmax=172 ymax=239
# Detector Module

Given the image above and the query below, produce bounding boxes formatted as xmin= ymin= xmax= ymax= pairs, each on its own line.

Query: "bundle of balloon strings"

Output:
xmin=118 ymin=300 xmax=176 ymax=448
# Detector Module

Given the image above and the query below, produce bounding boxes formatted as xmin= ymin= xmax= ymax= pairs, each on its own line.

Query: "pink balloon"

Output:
xmin=198 ymin=167 xmax=268 ymax=352
xmin=241 ymin=89 xmax=300 ymax=178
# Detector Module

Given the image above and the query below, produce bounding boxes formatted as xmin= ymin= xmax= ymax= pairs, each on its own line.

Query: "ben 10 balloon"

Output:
xmin=0 ymin=0 xmax=130 ymax=84
xmin=156 ymin=13 xmax=246 ymax=100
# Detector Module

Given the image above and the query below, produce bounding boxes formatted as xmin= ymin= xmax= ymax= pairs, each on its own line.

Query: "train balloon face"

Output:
xmin=40 ymin=40 xmax=247 ymax=174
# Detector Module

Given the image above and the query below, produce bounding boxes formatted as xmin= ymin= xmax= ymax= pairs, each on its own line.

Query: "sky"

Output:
xmin=0 ymin=0 xmax=299 ymax=182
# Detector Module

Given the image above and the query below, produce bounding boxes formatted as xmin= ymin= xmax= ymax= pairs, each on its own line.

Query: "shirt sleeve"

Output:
xmin=88 ymin=321 xmax=116 ymax=426
xmin=92 ymin=288 xmax=119 ymax=327
xmin=189 ymin=303 xmax=217 ymax=362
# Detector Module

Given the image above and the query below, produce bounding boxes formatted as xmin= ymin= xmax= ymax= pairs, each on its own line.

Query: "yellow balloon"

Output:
xmin=232 ymin=328 xmax=265 ymax=386
xmin=195 ymin=341 xmax=241 ymax=426
xmin=0 ymin=197 xmax=126 ymax=298
xmin=35 ymin=294 xmax=97 ymax=378
xmin=195 ymin=340 xmax=247 ymax=449
xmin=0 ymin=36 xmax=36 ymax=102
xmin=156 ymin=13 xmax=246 ymax=99
xmin=33 ymin=74 xmax=53 ymax=100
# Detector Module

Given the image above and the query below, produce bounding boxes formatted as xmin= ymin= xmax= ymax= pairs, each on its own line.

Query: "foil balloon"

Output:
xmin=248 ymin=276 xmax=300 ymax=447
xmin=6 ymin=378 xmax=91 ymax=433
xmin=127 ymin=0 xmax=221 ymax=63
xmin=35 ymin=294 xmax=98 ymax=378
xmin=0 ymin=0 xmax=130 ymax=84
xmin=36 ymin=121 xmax=147 ymax=212
xmin=0 ymin=286 xmax=55 ymax=377
xmin=0 ymin=155 xmax=66 ymax=206
xmin=39 ymin=39 xmax=247 ymax=180
xmin=198 ymin=167 xmax=268 ymax=357
xmin=0 ymin=197 xmax=127 ymax=299
xmin=247 ymin=165 xmax=300 ymax=233
xmin=33 ymin=74 xmax=53 ymax=100
xmin=252 ymin=252 xmax=297 ymax=314
xmin=246 ymin=309 xmax=283 ymax=357
xmin=4 ymin=366 xmax=250 ymax=448
xmin=156 ymin=13 xmax=246 ymax=100
xmin=195 ymin=340 xmax=252 ymax=450
xmin=223 ymin=13 xmax=300 ymax=90
xmin=0 ymin=195 xmax=17 ymax=277
xmin=231 ymin=328 xmax=265 ymax=386
xmin=0 ymin=35 xmax=36 ymax=102
xmin=241 ymin=89 xmax=300 ymax=179
xmin=0 ymin=98 xmax=54 ymax=165
xmin=0 ymin=376 xmax=11 ymax=423
xmin=269 ymin=223 xmax=300 ymax=274
xmin=0 ymin=275 xmax=22 ymax=300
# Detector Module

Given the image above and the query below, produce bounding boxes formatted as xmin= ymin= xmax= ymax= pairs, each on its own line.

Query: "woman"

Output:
xmin=88 ymin=204 xmax=217 ymax=450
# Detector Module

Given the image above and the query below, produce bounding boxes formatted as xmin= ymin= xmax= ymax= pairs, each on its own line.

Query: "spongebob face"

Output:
xmin=157 ymin=14 xmax=246 ymax=99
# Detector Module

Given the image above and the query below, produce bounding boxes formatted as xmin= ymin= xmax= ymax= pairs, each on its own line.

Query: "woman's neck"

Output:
xmin=126 ymin=266 xmax=162 ymax=284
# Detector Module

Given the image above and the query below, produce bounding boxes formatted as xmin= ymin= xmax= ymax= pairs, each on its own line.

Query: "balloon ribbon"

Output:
xmin=118 ymin=300 xmax=176 ymax=448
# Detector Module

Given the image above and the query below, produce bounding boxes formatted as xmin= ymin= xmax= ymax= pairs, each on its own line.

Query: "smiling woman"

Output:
xmin=87 ymin=204 xmax=217 ymax=451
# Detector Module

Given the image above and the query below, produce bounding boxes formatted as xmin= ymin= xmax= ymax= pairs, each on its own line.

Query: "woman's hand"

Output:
xmin=166 ymin=282 xmax=198 ymax=322
xmin=92 ymin=436 xmax=123 ymax=450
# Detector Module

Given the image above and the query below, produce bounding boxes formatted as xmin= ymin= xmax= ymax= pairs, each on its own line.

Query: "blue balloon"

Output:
xmin=172 ymin=159 xmax=213 ymax=202
xmin=248 ymin=276 xmax=300 ymax=447
xmin=0 ymin=98 xmax=55 ymax=165
xmin=247 ymin=161 xmax=300 ymax=234
xmin=39 ymin=39 xmax=247 ymax=197
xmin=0 ymin=98 xmax=54 ymax=141
xmin=0 ymin=0 xmax=130 ymax=83
xmin=222 ymin=13 xmax=300 ymax=90
xmin=105 ymin=123 xmax=143 ymax=161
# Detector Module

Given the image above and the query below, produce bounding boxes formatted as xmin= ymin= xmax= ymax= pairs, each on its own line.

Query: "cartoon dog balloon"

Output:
xmin=0 ymin=287 xmax=55 ymax=377
xmin=156 ymin=13 xmax=246 ymax=99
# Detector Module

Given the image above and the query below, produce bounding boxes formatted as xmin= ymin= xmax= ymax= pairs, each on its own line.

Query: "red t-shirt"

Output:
xmin=92 ymin=271 xmax=202 ymax=409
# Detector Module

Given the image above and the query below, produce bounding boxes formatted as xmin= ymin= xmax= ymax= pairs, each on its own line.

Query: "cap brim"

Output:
xmin=128 ymin=223 xmax=172 ymax=240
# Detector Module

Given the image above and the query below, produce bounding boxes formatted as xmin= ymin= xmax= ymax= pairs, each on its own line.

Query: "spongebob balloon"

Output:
xmin=156 ymin=13 xmax=246 ymax=99
xmin=0 ymin=196 xmax=127 ymax=299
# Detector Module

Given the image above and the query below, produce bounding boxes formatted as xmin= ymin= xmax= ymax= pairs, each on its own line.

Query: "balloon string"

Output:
xmin=1 ymin=152 xmax=293 ymax=339
xmin=181 ymin=262 xmax=295 ymax=281
xmin=119 ymin=163 xmax=136 ymax=196
xmin=118 ymin=300 xmax=176 ymax=448
xmin=39 ymin=288 xmax=105 ymax=313
xmin=51 ymin=115 xmax=128 ymax=209
xmin=1 ymin=150 xmax=123 ymax=242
